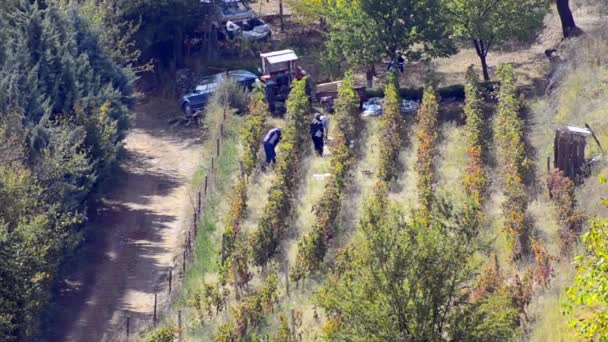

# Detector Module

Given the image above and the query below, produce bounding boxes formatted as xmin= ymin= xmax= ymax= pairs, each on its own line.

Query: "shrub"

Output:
xmin=530 ymin=239 xmax=554 ymax=288
xmin=213 ymin=268 xmax=281 ymax=340
xmin=214 ymin=322 xmax=239 ymax=342
xmin=145 ymin=324 xmax=177 ymax=342
xmin=566 ymin=185 xmax=608 ymax=340
xmin=546 ymin=169 xmax=585 ymax=251
xmin=214 ymin=78 xmax=250 ymax=114
xmin=272 ymin=313 xmax=292 ymax=342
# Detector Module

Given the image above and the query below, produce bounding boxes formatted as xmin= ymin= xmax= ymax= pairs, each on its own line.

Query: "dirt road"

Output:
xmin=48 ymin=100 xmax=201 ymax=341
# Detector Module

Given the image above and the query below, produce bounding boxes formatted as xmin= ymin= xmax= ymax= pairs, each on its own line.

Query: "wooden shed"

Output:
xmin=552 ymin=125 xmax=591 ymax=179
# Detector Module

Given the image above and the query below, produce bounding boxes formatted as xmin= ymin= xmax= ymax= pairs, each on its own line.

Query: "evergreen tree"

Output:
xmin=0 ymin=0 xmax=133 ymax=339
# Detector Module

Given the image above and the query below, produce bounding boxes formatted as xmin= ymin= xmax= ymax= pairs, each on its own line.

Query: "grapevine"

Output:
xmin=291 ymin=73 xmax=361 ymax=281
xmin=416 ymin=86 xmax=440 ymax=225
xmin=494 ymin=64 xmax=529 ymax=260
xmin=250 ymin=78 xmax=310 ymax=266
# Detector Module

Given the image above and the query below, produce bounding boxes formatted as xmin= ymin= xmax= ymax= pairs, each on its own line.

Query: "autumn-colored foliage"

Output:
xmin=494 ymin=64 xmax=529 ymax=260
xmin=463 ymin=66 xmax=488 ymax=226
xmin=378 ymin=73 xmax=405 ymax=183
xmin=547 ymin=168 xmax=584 ymax=251
xmin=241 ymin=90 xmax=268 ymax=176
xmin=531 ymin=239 xmax=554 ymax=288
xmin=213 ymin=269 xmax=279 ymax=340
xmin=416 ymin=86 xmax=440 ymax=225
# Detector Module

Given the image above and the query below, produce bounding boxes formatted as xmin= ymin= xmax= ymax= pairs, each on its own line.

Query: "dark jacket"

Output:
xmin=263 ymin=128 xmax=282 ymax=147
xmin=310 ymin=120 xmax=324 ymax=138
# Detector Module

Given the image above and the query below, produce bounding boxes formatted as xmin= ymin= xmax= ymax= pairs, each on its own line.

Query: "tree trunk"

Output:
xmin=174 ymin=29 xmax=185 ymax=69
xmin=473 ymin=40 xmax=490 ymax=81
xmin=279 ymin=0 xmax=285 ymax=33
xmin=366 ymin=65 xmax=374 ymax=88
xmin=479 ymin=54 xmax=490 ymax=82
xmin=556 ymin=0 xmax=580 ymax=38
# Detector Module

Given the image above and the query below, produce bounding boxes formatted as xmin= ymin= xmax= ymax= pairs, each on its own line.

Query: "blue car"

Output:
xmin=180 ymin=70 xmax=258 ymax=116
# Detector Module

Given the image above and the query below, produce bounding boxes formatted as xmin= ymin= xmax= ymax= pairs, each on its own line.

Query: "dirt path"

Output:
xmin=48 ymin=99 xmax=202 ymax=341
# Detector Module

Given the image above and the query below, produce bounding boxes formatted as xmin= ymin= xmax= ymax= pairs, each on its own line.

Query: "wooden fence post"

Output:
xmin=216 ymin=138 xmax=220 ymax=157
xmin=239 ymin=160 xmax=244 ymax=177
xmin=188 ymin=231 xmax=192 ymax=251
xmin=223 ymin=97 xmax=228 ymax=121
xmin=290 ymin=309 xmax=296 ymax=340
xmin=285 ymin=262 xmax=290 ymax=297
xmin=221 ymin=234 xmax=226 ymax=266
xmin=204 ymin=176 xmax=208 ymax=195
xmin=232 ymin=261 xmax=241 ymax=302
xmin=153 ymin=293 xmax=157 ymax=325
xmin=220 ymin=122 xmax=224 ymax=137
xmin=168 ymin=268 xmax=172 ymax=294
xmin=182 ymin=251 xmax=186 ymax=274
xmin=197 ymin=191 xmax=202 ymax=213
xmin=178 ymin=310 xmax=182 ymax=342
xmin=126 ymin=315 xmax=130 ymax=339
xmin=211 ymin=157 xmax=215 ymax=171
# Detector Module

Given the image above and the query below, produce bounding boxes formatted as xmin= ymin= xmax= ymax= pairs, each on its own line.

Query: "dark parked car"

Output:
xmin=180 ymin=70 xmax=258 ymax=116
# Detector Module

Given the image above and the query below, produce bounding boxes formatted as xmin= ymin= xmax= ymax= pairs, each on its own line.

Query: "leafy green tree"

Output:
xmin=117 ymin=0 xmax=203 ymax=69
xmin=75 ymin=0 xmax=142 ymax=67
xmin=566 ymin=176 xmax=608 ymax=339
xmin=0 ymin=1 xmax=133 ymax=339
xmin=321 ymin=0 xmax=455 ymax=78
xmin=450 ymin=289 xmax=522 ymax=341
xmin=318 ymin=185 xmax=475 ymax=340
xmin=447 ymin=0 xmax=549 ymax=80
xmin=0 ymin=164 xmax=81 ymax=340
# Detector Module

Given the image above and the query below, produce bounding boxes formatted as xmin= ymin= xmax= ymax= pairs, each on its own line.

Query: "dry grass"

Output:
xmin=435 ymin=122 xmax=468 ymax=203
xmin=390 ymin=122 xmax=418 ymax=211
xmin=525 ymin=18 xmax=608 ymax=341
xmin=527 ymin=258 xmax=581 ymax=342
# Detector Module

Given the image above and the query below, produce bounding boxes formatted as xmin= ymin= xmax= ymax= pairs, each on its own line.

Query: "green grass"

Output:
xmin=145 ymin=99 xmax=244 ymax=339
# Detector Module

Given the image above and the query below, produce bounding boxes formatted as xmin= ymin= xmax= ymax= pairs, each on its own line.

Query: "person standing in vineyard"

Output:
xmin=310 ymin=113 xmax=324 ymax=156
xmin=263 ymin=127 xmax=282 ymax=169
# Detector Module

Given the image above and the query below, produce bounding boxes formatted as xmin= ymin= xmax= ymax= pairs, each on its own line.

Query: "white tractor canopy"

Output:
xmin=260 ymin=49 xmax=299 ymax=75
